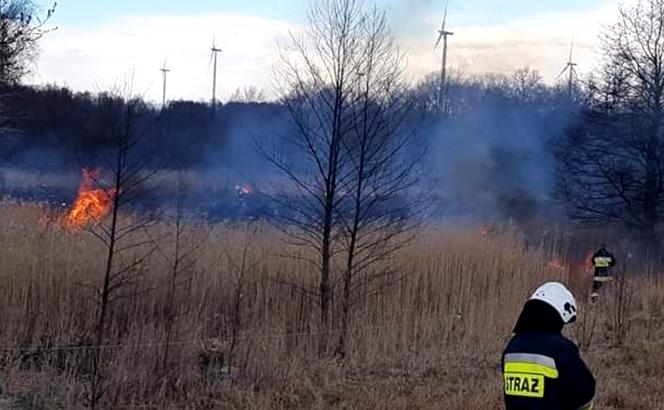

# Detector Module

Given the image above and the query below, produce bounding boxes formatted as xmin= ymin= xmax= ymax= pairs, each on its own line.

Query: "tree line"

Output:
xmin=3 ymin=0 xmax=664 ymax=246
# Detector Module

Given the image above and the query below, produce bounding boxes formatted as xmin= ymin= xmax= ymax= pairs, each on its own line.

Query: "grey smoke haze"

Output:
xmin=419 ymin=77 xmax=575 ymax=221
xmin=430 ymin=113 xmax=553 ymax=220
xmin=0 ymin=75 xmax=577 ymax=222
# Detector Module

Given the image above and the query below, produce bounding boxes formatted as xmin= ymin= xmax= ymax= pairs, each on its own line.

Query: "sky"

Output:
xmin=28 ymin=0 xmax=628 ymax=103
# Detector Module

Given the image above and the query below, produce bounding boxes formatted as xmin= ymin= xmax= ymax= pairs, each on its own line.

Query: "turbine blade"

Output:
xmin=434 ymin=31 xmax=444 ymax=49
xmin=163 ymin=56 xmax=168 ymax=70
xmin=569 ymin=37 xmax=575 ymax=62
xmin=556 ymin=66 xmax=569 ymax=80
xmin=208 ymin=51 xmax=214 ymax=72
xmin=442 ymin=0 xmax=449 ymax=31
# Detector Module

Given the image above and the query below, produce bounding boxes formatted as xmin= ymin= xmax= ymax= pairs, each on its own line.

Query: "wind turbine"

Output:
xmin=557 ymin=39 xmax=578 ymax=98
xmin=434 ymin=0 xmax=454 ymax=107
xmin=159 ymin=57 xmax=170 ymax=109
xmin=209 ymin=38 xmax=222 ymax=109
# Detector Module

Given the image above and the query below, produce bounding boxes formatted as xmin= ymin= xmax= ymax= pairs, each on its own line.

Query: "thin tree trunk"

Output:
xmin=643 ymin=94 xmax=662 ymax=253
xmin=161 ymin=217 xmax=180 ymax=370
xmin=336 ymin=77 xmax=370 ymax=359
xmin=90 ymin=145 xmax=123 ymax=410
xmin=319 ymin=209 xmax=333 ymax=356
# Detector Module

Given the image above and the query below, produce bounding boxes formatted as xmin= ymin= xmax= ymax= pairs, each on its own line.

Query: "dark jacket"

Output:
xmin=502 ymin=300 xmax=596 ymax=410
xmin=592 ymin=248 xmax=615 ymax=276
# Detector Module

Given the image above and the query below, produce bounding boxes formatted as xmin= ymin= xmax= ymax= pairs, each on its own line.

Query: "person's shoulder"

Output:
xmin=503 ymin=333 xmax=520 ymax=351
xmin=555 ymin=334 xmax=581 ymax=354
xmin=505 ymin=332 xmax=569 ymax=354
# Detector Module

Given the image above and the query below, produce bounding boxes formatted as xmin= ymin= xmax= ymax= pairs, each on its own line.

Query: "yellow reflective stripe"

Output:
xmin=504 ymin=373 xmax=545 ymax=398
xmin=593 ymin=257 xmax=611 ymax=267
xmin=504 ymin=362 xmax=559 ymax=379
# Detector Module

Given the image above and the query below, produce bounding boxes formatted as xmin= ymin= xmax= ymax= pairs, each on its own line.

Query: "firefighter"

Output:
xmin=591 ymin=245 xmax=616 ymax=297
xmin=502 ymin=282 xmax=596 ymax=410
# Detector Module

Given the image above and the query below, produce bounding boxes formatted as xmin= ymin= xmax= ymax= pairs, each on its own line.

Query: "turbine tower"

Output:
xmin=209 ymin=38 xmax=222 ymax=109
xmin=159 ymin=57 xmax=170 ymax=109
xmin=434 ymin=0 xmax=453 ymax=108
xmin=557 ymin=39 xmax=578 ymax=99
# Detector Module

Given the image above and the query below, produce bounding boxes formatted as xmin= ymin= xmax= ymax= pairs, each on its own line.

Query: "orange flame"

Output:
xmin=236 ymin=183 xmax=253 ymax=195
xmin=547 ymin=258 xmax=567 ymax=271
xmin=62 ymin=168 xmax=115 ymax=231
xmin=583 ymin=251 xmax=594 ymax=274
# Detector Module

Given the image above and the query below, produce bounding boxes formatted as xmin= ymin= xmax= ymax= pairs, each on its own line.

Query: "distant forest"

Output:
xmin=4 ymin=0 xmax=664 ymax=248
xmin=1 ymin=84 xmax=286 ymax=170
xmin=0 ymin=71 xmax=576 ymax=222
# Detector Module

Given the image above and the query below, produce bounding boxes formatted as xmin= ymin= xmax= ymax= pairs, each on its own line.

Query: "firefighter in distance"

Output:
xmin=591 ymin=245 xmax=616 ymax=297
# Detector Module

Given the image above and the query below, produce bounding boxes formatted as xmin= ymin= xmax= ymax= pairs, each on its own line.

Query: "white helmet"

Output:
xmin=529 ymin=282 xmax=577 ymax=324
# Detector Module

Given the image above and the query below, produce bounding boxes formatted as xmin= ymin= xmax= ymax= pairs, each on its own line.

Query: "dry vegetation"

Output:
xmin=0 ymin=200 xmax=662 ymax=409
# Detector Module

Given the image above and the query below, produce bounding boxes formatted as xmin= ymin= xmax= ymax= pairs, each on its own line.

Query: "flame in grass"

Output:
xmin=547 ymin=251 xmax=595 ymax=277
xmin=547 ymin=258 xmax=567 ymax=272
xmin=62 ymin=168 xmax=115 ymax=231
xmin=236 ymin=183 xmax=254 ymax=195
xmin=583 ymin=251 xmax=594 ymax=274
xmin=240 ymin=184 xmax=253 ymax=195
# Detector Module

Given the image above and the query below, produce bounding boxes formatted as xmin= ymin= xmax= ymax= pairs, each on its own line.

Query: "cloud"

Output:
xmin=397 ymin=1 xmax=624 ymax=84
xmin=29 ymin=1 xmax=628 ymax=101
xmin=31 ymin=13 xmax=299 ymax=102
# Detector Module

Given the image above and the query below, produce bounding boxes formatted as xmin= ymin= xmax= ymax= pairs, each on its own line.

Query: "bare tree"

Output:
xmin=267 ymin=0 xmax=366 ymax=356
xmin=0 ymin=0 xmax=56 ymax=85
xmin=267 ymin=0 xmax=419 ymax=358
xmin=223 ymin=224 xmax=259 ymax=374
xmin=509 ymin=68 xmax=545 ymax=104
xmin=611 ymin=259 xmax=634 ymax=346
xmin=334 ymin=8 xmax=419 ymax=358
xmin=157 ymin=176 xmax=209 ymax=372
xmin=555 ymin=0 xmax=664 ymax=250
xmin=409 ymin=68 xmax=552 ymax=117
xmin=79 ymin=87 xmax=160 ymax=409
xmin=0 ymin=1 xmax=55 ymax=161
xmin=229 ymin=86 xmax=266 ymax=103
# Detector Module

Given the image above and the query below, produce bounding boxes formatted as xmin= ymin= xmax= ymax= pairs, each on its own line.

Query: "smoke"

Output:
xmin=423 ymin=76 xmax=577 ymax=221
xmin=0 ymin=75 xmax=580 ymax=222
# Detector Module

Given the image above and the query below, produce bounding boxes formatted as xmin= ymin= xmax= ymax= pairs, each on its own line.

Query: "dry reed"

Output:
xmin=0 ymin=201 xmax=661 ymax=409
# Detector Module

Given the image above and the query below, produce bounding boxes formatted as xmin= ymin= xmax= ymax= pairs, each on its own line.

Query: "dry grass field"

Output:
xmin=0 ymin=200 xmax=662 ymax=409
